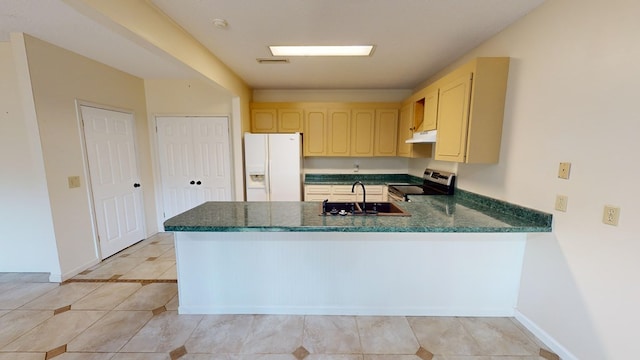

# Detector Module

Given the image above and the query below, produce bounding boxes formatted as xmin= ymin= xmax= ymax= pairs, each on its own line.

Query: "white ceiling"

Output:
xmin=0 ymin=0 xmax=545 ymax=90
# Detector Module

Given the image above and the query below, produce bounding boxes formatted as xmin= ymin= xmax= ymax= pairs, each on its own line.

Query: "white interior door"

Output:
xmin=157 ymin=116 xmax=232 ymax=220
xmin=81 ymin=106 xmax=145 ymax=259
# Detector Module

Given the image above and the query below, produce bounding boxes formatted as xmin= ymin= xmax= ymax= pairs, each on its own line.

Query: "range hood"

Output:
xmin=405 ymin=130 xmax=437 ymax=143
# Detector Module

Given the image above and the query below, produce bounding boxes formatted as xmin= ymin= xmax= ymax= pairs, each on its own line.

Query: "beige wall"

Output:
xmin=0 ymin=39 xmax=60 ymax=276
xmin=144 ymin=78 xmax=245 ymax=226
xmin=419 ymin=0 xmax=640 ymax=358
xmin=22 ymin=34 xmax=157 ymax=280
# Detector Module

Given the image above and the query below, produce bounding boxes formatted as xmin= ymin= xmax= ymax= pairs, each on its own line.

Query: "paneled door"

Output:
xmin=156 ymin=116 xmax=232 ymax=220
xmin=81 ymin=106 xmax=145 ymax=259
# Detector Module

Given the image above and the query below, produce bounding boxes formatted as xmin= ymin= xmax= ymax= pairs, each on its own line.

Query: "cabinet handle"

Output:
xmin=196 ymin=181 xmax=202 ymax=185
xmin=190 ymin=180 xmax=195 ymax=185
xmin=133 ymin=183 xmax=141 ymax=188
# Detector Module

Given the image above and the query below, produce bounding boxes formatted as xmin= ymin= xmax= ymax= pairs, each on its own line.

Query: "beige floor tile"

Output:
xmin=181 ymin=355 xmax=235 ymax=360
xmin=165 ymin=294 xmax=179 ymax=311
xmin=110 ymin=353 xmax=171 ymax=360
xmin=307 ymin=355 xmax=364 ymax=360
xmin=227 ymin=356 xmax=296 ymax=360
xmin=0 ymin=310 xmax=54 ymax=348
xmin=407 ymin=317 xmax=482 ymax=355
xmin=125 ymin=244 xmax=173 ymax=258
xmin=20 ymin=282 xmax=102 ymax=310
xmin=114 ymin=283 xmax=177 ymax=310
xmin=75 ymin=257 xmax=148 ymax=280
xmin=72 ymin=283 xmax=142 ymax=310
xmin=120 ymin=259 xmax=175 ymax=279
xmin=357 ymin=317 xmax=419 ymax=355
xmin=459 ymin=318 xmax=539 ymax=356
xmin=158 ymin=265 xmax=177 ymax=280
xmin=0 ymin=273 xmax=49 ymax=283
xmin=67 ymin=310 xmax=152 ymax=352
xmin=0 ymin=353 xmax=45 ymax=360
xmin=240 ymin=315 xmax=304 ymax=354
xmin=120 ymin=310 xmax=202 ymax=353
xmin=1 ymin=310 xmax=106 ymax=351
xmin=56 ymin=353 xmax=116 ymax=360
xmin=363 ymin=356 xmax=423 ymax=360
xmin=303 ymin=316 xmax=361 ymax=354
xmin=0 ymin=311 xmax=8 ymax=318
xmin=0 ymin=282 xmax=58 ymax=309
xmin=185 ymin=315 xmax=254 ymax=354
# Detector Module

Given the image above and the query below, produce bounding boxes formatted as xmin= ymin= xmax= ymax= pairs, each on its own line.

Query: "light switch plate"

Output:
xmin=558 ymin=162 xmax=571 ymax=179
xmin=68 ymin=176 xmax=81 ymax=189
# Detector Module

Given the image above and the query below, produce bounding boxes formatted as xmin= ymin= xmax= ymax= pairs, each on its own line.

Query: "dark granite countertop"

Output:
xmin=163 ymin=189 xmax=552 ymax=233
xmin=304 ymin=173 xmax=423 ymax=185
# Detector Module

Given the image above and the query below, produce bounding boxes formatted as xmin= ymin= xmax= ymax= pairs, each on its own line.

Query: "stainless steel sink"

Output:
xmin=320 ymin=201 xmax=410 ymax=217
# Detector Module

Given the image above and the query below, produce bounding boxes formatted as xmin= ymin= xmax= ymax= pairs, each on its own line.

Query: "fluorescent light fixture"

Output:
xmin=269 ymin=45 xmax=374 ymax=57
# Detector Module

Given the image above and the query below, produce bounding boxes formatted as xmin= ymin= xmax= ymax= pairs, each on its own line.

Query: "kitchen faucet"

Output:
xmin=351 ymin=181 xmax=366 ymax=213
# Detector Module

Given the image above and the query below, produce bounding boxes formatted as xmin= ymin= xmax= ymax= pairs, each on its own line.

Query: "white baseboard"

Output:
xmin=59 ymin=258 xmax=100 ymax=282
xmin=514 ymin=309 xmax=578 ymax=360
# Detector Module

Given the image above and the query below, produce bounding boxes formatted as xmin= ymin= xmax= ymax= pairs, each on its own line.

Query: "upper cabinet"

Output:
xmin=327 ymin=109 xmax=351 ymax=156
xmin=304 ymin=108 xmax=328 ymax=156
xmin=434 ymin=58 xmax=510 ymax=163
xmin=250 ymin=103 xmax=304 ymax=133
xmin=253 ymin=102 xmax=400 ymax=157
xmin=403 ymin=57 xmax=510 ymax=163
xmin=397 ymin=103 xmax=432 ymax=158
xmin=374 ymin=109 xmax=398 ymax=156
xmin=351 ymin=109 xmax=375 ymax=157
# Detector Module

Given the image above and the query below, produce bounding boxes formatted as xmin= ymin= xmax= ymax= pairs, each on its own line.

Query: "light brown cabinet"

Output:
xmin=434 ymin=58 xmax=510 ymax=163
xmin=374 ymin=109 xmax=398 ymax=156
xmin=396 ymin=103 xmax=432 ymax=158
xmin=304 ymin=184 xmax=387 ymax=202
xmin=250 ymin=104 xmax=303 ymax=133
xmin=327 ymin=109 xmax=351 ymax=156
xmin=304 ymin=109 xmax=328 ymax=156
xmin=351 ymin=109 xmax=375 ymax=157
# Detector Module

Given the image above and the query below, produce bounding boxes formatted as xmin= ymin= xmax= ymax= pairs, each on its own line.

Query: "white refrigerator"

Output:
xmin=244 ymin=132 xmax=303 ymax=201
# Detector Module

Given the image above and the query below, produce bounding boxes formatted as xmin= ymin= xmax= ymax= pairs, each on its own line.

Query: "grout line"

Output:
xmin=62 ymin=278 xmax=177 ymax=284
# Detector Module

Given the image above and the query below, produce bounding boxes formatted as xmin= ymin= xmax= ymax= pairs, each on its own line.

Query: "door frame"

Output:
xmin=76 ymin=100 xmax=147 ymax=260
xmin=152 ymin=114 xmax=236 ymax=229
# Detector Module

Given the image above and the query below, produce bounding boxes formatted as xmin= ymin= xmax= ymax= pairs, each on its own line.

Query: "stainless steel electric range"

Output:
xmin=388 ymin=168 xmax=456 ymax=201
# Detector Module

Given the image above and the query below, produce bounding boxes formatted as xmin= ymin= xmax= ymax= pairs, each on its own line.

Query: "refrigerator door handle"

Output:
xmin=264 ymin=137 xmax=270 ymax=200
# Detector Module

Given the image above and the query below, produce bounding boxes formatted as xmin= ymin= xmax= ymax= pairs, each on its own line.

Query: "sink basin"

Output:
xmin=320 ymin=202 xmax=410 ymax=217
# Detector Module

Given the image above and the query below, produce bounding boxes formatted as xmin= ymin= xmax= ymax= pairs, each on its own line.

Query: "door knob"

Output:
xmin=196 ymin=181 xmax=202 ymax=185
xmin=190 ymin=180 xmax=195 ymax=185
xmin=133 ymin=183 xmax=141 ymax=188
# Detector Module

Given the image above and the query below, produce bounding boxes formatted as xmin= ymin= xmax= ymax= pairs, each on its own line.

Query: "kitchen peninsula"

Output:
xmin=164 ymin=191 xmax=551 ymax=316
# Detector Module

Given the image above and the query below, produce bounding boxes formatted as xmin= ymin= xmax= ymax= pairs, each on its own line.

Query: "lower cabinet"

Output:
xmin=304 ymin=184 xmax=387 ymax=202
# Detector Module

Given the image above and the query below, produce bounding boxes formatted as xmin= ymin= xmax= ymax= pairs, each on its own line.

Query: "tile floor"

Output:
xmin=0 ymin=232 xmax=558 ymax=360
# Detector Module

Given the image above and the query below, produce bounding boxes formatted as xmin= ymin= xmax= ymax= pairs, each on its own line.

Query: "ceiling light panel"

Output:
xmin=269 ymin=45 xmax=374 ymax=57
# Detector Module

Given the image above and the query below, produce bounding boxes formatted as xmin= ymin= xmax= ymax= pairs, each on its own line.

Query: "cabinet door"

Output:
xmin=304 ymin=109 xmax=327 ymax=156
xmin=351 ymin=109 xmax=375 ymax=156
xmin=422 ymin=89 xmax=439 ymax=131
xmin=435 ymin=73 xmax=473 ymax=162
xmin=327 ymin=109 xmax=351 ymax=156
xmin=374 ymin=109 xmax=398 ymax=156
xmin=251 ymin=109 xmax=277 ymax=133
xmin=396 ymin=103 xmax=412 ymax=157
xmin=278 ymin=108 xmax=304 ymax=133
xmin=304 ymin=185 xmax=331 ymax=201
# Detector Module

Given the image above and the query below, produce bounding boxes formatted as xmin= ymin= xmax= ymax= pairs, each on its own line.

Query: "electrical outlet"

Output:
xmin=68 ymin=176 xmax=81 ymax=189
xmin=602 ymin=205 xmax=620 ymax=226
xmin=354 ymin=163 xmax=359 ymax=172
xmin=555 ymin=195 xmax=568 ymax=212
xmin=558 ymin=162 xmax=571 ymax=179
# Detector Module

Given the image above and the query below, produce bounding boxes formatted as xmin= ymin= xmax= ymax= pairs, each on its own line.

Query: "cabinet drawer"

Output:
xmin=305 ymin=194 xmax=330 ymax=202
xmin=305 ymin=185 xmax=332 ymax=194
xmin=332 ymin=185 xmax=355 ymax=195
